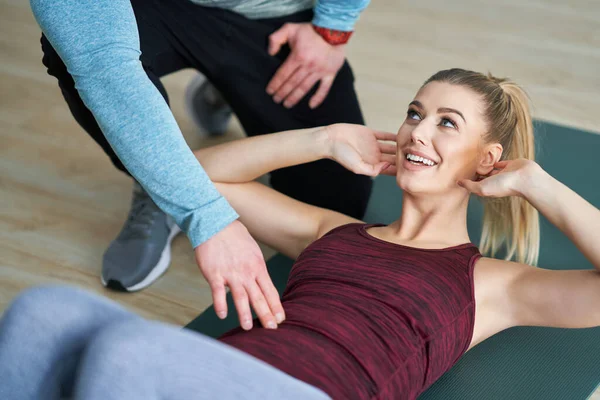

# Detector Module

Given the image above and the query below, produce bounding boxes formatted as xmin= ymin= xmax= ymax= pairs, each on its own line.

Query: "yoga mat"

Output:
xmin=186 ymin=121 xmax=600 ymax=399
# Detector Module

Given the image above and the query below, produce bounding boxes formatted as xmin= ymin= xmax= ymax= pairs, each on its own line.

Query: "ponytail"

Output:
xmin=480 ymin=81 xmax=539 ymax=265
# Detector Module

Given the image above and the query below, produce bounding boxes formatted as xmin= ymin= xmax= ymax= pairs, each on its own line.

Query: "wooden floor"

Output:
xmin=1 ymin=0 xmax=598 ymax=398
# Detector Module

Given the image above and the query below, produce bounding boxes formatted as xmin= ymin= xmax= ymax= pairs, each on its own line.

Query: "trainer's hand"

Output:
xmin=326 ymin=123 xmax=397 ymax=176
xmin=194 ymin=220 xmax=285 ymax=330
xmin=266 ymin=22 xmax=345 ymax=109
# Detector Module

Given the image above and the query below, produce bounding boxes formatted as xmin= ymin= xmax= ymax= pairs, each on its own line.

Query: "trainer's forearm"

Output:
xmin=313 ymin=0 xmax=371 ymax=31
xmin=31 ymin=0 xmax=238 ymax=249
xmin=194 ymin=127 xmax=332 ymax=183
xmin=521 ymin=166 xmax=600 ymax=270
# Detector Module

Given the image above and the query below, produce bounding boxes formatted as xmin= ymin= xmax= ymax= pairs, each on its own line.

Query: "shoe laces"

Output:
xmin=120 ymin=186 xmax=161 ymax=240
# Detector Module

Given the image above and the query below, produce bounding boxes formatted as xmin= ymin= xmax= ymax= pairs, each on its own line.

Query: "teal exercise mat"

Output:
xmin=186 ymin=121 xmax=600 ymax=399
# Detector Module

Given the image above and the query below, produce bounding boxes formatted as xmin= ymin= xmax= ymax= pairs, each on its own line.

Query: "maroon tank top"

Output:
xmin=219 ymin=223 xmax=481 ymax=399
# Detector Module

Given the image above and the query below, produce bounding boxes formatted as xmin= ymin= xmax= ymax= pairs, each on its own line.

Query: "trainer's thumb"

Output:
xmin=269 ymin=24 xmax=293 ymax=56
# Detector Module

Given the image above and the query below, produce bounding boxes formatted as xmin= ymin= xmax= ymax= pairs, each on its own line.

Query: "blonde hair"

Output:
xmin=424 ymin=68 xmax=540 ymax=265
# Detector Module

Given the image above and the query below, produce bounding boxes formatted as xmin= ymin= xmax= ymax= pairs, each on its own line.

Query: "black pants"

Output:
xmin=40 ymin=0 xmax=372 ymax=219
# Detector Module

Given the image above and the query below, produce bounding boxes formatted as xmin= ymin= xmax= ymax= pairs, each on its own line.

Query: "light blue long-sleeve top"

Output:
xmin=191 ymin=0 xmax=371 ymax=31
xmin=30 ymin=0 xmax=370 ymax=248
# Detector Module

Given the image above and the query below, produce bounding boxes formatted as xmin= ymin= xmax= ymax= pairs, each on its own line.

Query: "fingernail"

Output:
xmin=283 ymin=101 xmax=292 ymax=108
xmin=273 ymin=96 xmax=281 ymax=103
xmin=267 ymin=321 xmax=277 ymax=329
xmin=266 ymin=88 xmax=273 ymax=95
xmin=218 ymin=311 xmax=226 ymax=319
xmin=242 ymin=319 xmax=252 ymax=330
xmin=275 ymin=313 xmax=284 ymax=323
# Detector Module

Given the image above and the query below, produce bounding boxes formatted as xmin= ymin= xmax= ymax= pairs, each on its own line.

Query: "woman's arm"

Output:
xmin=193 ymin=124 xmax=396 ymax=258
xmin=475 ymin=258 xmax=600 ymax=332
xmin=195 ymin=127 xmax=329 ymax=183
xmin=511 ymin=164 xmax=600 ymax=328
xmin=519 ymin=164 xmax=600 ymax=269
xmin=461 ymin=160 xmax=600 ymax=331
xmin=195 ymin=124 xmax=392 ymax=184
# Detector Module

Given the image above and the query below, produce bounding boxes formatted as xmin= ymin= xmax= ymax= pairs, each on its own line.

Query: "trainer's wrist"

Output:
xmin=312 ymin=25 xmax=353 ymax=45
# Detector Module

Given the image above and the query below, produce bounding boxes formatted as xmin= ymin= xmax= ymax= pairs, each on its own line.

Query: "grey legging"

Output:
xmin=0 ymin=286 xmax=330 ymax=400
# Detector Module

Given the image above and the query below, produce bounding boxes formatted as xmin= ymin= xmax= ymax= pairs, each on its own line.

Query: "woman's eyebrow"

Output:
xmin=408 ymin=101 xmax=466 ymax=124
xmin=438 ymin=107 xmax=467 ymax=124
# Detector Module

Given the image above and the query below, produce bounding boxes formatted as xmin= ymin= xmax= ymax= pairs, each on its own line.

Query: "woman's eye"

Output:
xmin=440 ymin=118 xmax=457 ymax=129
xmin=407 ymin=110 xmax=421 ymax=120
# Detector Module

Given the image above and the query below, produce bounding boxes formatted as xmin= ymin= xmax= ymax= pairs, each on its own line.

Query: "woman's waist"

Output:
xmin=219 ymin=318 xmax=377 ymax=399
xmin=269 ymin=302 xmax=421 ymax=383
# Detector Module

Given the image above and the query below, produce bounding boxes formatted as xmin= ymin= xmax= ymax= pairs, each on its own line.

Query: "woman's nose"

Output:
xmin=410 ymin=123 xmax=431 ymax=146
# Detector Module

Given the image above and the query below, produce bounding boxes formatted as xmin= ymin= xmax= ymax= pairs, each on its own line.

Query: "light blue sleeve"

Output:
xmin=312 ymin=0 xmax=371 ymax=32
xmin=30 ymin=0 xmax=238 ymax=248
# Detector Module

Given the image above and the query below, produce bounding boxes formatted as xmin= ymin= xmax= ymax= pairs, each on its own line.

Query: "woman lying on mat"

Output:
xmin=1 ymin=68 xmax=599 ymax=400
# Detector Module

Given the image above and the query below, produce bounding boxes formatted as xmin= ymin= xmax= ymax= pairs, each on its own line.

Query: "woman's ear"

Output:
xmin=476 ymin=143 xmax=503 ymax=176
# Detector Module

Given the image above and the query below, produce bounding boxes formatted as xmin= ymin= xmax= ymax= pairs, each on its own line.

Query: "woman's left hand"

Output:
xmin=458 ymin=159 xmax=541 ymax=198
xmin=326 ymin=123 xmax=398 ymax=176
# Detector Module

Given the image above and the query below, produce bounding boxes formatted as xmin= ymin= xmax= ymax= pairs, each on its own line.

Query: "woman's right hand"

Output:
xmin=325 ymin=123 xmax=397 ymax=176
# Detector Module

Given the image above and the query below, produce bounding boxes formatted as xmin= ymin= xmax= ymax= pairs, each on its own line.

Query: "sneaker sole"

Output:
xmin=100 ymin=224 xmax=182 ymax=292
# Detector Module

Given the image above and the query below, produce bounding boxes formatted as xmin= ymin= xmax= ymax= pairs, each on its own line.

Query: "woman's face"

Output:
xmin=395 ymin=81 xmax=492 ymax=196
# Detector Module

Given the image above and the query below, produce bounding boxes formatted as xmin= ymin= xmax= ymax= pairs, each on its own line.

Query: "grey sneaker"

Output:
xmin=184 ymin=73 xmax=232 ymax=137
xmin=102 ymin=182 xmax=181 ymax=292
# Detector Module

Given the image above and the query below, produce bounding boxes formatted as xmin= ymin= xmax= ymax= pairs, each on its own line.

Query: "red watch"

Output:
xmin=312 ymin=25 xmax=353 ymax=45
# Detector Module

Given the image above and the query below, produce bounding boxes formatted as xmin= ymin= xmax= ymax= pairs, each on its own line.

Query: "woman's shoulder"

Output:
xmin=470 ymin=257 xmax=535 ymax=347
xmin=473 ymin=257 xmax=535 ymax=293
xmin=316 ymin=217 xmax=365 ymax=240
xmin=320 ymin=221 xmax=366 ymax=238
xmin=474 ymin=256 xmax=535 ymax=277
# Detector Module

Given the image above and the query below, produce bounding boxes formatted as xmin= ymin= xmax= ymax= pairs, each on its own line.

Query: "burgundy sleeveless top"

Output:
xmin=219 ymin=223 xmax=481 ymax=399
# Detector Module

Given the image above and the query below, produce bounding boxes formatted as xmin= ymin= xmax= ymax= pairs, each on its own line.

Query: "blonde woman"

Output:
xmin=1 ymin=69 xmax=598 ymax=400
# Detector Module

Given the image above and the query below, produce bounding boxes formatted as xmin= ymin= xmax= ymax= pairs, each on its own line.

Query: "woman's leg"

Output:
xmin=75 ymin=319 xmax=331 ymax=400
xmin=0 ymin=286 xmax=138 ymax=400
